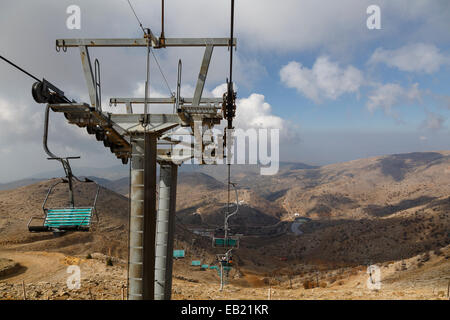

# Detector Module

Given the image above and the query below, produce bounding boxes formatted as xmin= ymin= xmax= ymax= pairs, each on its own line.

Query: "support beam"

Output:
xmin=193 ymin=117 xmax=203 ymax=164
xmin=128 ymin=139 xmax=144 ymax=300
xmin=154 ymin=163 xmax=178 ymax=300
xmin=110 ymin=113 xmax=182 ymax=124
xmin=110 ymin=97 xmax=223 ymax=105
xmin=143 ymin=133 xmax=158 ymax=300
xmin=79 ymin=46 xmax=98 ymax=110
xmin=125 ymin=102 xmax=133 ymax=114
xmin=193 ymin=45 xmax=213 ymax=107
xmin=57 ymin=38 xmax=236 ymax=48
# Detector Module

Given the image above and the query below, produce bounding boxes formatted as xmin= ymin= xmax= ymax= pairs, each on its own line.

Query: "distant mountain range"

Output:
xmin=0 ymin=161 xmax=317 ymax=191
xmin=0 ymin=151 xmax=449 ymax=267
xmin=0 ymin=178 xmax=45 ymax=191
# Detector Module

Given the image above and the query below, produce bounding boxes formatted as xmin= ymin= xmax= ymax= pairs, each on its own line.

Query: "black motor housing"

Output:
xmin=32 ymin=80 xmax=68 ymax=104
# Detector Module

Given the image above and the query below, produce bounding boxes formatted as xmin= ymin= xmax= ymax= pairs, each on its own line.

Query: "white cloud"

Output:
xmin=211 ymin=83 xmax=228 ymax=99
xmin=209 ymin=84 xmax=297 ymax=140
xmin=280 ymin=57 xmax=364 ymax=103
xmin=133 ymin=83 xmax=167 ymax=98
xmin=369 ymin=43 xmax=450 ymax=74
xmin=209 ymin=83 xmax=240 ymax=99
xmin=0 ymin=97 xmax=109 ymax=168
xmin=366 ymin=83 xmax=421 ymax=114
xmin=232 ymin=1 xmax=450 ymax=53
xmin=0 ymin=98 xmax=42 ymax=141
xmin=236 ymin=94 xmax=284 ymax=130
xmin=421 ymin=111 xmax=445 ymax=131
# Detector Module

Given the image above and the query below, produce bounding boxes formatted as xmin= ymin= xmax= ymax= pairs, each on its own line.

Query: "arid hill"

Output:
xmin=0 ymin=179 xmax=129 ymax=258
xmin=236 ymin=151 xmax=450 ymax=221
xmin=0 ymin=151 xmax=449 ymax=300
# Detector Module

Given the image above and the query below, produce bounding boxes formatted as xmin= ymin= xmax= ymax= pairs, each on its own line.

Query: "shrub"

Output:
xmin=302 ymin=280 xmax=315 ymax=290
xmin=86 ymin=253 xmax=92 ymax=259
xmin=106 ymin=257 xmax=113 ymax=266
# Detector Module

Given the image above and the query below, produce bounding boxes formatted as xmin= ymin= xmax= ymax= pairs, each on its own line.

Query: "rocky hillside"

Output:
xmin=1 ymin=151 xmax=449 ymax=278
xmin=253 ymin=151 xmax=450 ymax=220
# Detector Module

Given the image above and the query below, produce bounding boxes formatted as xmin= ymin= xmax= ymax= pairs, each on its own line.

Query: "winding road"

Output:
xmin=290 ymin=222 xmax=303 ymax=235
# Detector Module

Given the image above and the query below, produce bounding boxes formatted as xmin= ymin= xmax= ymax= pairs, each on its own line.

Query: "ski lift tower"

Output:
xmin=47 ymin=31 xmax=236 ymax=299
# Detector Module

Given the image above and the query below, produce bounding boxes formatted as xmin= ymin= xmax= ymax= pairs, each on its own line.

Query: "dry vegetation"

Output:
xmin=1 ymin=151 xmax=449 ymax=300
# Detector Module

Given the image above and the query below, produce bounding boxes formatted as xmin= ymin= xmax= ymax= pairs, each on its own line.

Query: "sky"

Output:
xmin=0 ymin=0 xmax=450 ymax=182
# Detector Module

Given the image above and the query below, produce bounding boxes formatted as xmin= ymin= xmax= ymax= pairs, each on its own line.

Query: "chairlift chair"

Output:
xmin=212 ymin=236 xmax=239 ymax=248
xmin=191 ymin=260 xmax=201 ymax=267
xmin=28 ymin=176 xmax=100 ymax=233
xmin=212 ymin=182 xmax=240 ymax=248
xmin=27 ymin=104 xmax=100 ymax=234
xmin=173 ymin=249 xmax=185 ymax=259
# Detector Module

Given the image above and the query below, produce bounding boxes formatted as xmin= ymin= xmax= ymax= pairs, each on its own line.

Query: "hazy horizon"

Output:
xmin=2 ymin=148 xmax=449 ymax=184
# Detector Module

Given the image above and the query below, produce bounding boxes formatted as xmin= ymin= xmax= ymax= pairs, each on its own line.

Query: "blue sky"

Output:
xmin=241 ymin=40 xmax=450 ymax=130
xmin=0 ymin=0 xmax=450 ymax=181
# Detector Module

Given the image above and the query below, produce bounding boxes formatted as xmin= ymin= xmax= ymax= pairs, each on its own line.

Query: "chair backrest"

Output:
xmin=191 ymin=260 xmax=201 ymax=266
xmin=213 ymin=237 xmax=239 ymax=248
xmin=44 ymin=207 xmax=93 ymax=228
xmin=201 ymin=264 xmax=209 ymax=269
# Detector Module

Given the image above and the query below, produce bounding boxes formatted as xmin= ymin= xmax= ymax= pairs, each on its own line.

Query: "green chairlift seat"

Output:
xmin=212 ymin=237 xmax=239 ymax=248
xmin=173 ymin=250 xmax=185 ymax=259
xmin=191 ymin=260 xmax=201 ymax=266
xmin=29 ymin=207 xmax=96 ymax=232
xmin=28 ymin=179 xmax=100 ymax=233
xmin=46 ymin=208 xmax=92 ymax=230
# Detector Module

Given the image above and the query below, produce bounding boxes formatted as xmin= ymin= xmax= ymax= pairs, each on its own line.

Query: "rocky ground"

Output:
xmin=1 ymin=247 xmax=448 ymax=300
xmin=0 ymin=251 xmax=126 ymax=300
